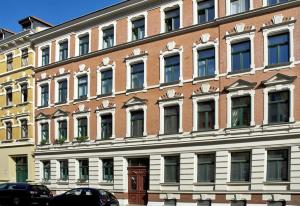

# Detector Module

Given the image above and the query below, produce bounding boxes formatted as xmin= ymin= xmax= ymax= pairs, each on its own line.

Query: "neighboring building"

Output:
xmin=0 ymin=17 xmax=51 ymax=183
xmin=31 ymin=0 xmax=300 ymax=206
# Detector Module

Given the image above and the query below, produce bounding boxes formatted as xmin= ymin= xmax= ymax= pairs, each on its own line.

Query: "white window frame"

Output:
xmin=74 ymin=66 xmax=90 ymax=100
xmin=127 ymin=11 xmax=148 ymax=42
xmin=4 ymin=85 xmax=13 ymax=107
xmin=54 ymin=75 xmax=70 ymax=104
xmin=126 ymin=104 xmax=147 ymax=138
xmin=159 ymin=99 xmax=183 ymax=135
xmin=226 ymin=31 xmax=255 ymax=74
xmin=262 ymin=22 xmax=295 ymax=68
xmin=75 ymin=159 xmax=89 ymax=182
xmin=159 ymin=45 xmax=183 ymax=86
xmin=227 ymin=89 xmax=255 ymax=128
xmin=37 ymin=42 xmax=51 ymax=67
xmin=73 ymin=112 xmax=90 ymax=140
xmin=3 ymin=119 xmax=13 ymax=140
xmin=96 ymin=108 xmax=116 ymax=140
xmin=192 ymin=93 xmax=219 ymax=132
xmin=226 ymin=0 xmax=253 ymax=16
xmin=37 ymin=119 xmax=51 ymax=144
xmin=160 ymin=0 xmax=183 ymax=33
xmin=193 ymin=37 xmax=219 ymax=80
xmin=16 ymin=117 xmax=30 ymax=139
xmin=55 ymin=35 xmax=71 ymax=62
xmin=75 ymin=29 xmax=92 ymax=56
xmin=125 ymin=55 xmax=148 ymax=91
xmin=37 ymin=79 xmax=51 ymax=107
xmin=56 ymin=159 xmax=69 ymax=182
xmin=192 ymin=0 xmax=218 ymax=25
xmin=263 ymin=84 xmax=295 ymax=125
xmin=99 ymin=21 xmax=117 ymax=50
xmin=18 ymin=81 xmax=30 ymax=104
xmin=54 ymin=116 xmax=69 ymax=142
xmin=97 ymin=62 xmax=115 ymax=96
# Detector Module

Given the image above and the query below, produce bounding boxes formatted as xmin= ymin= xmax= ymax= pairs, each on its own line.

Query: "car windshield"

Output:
xmin=66 ymin=189 xmax=82 ymax=196
xmin=31 ymin=185 xmax=50 ymax=194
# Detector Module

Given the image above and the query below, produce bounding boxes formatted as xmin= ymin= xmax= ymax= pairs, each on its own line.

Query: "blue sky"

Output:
xmin=0 ymin=0 xmax=122 ymax=32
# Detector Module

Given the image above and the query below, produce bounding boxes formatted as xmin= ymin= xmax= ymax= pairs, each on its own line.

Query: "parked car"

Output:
xmin=0 ymin=183 xmax=52 ymax=206
xmin=50 ymin=188 xmax=119 ymax=206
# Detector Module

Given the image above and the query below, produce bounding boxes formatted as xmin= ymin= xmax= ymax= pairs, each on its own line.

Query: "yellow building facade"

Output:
xmin=0 ymin=30 xmax=35 ymax=183
xmin=0 ymin=17 xmax=51 ymax=183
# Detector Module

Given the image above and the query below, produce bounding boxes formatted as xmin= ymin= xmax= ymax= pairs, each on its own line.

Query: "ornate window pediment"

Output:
xmin=36 ymin=112 xmax=49 ymax=121
xmin=225 ymin=79 xmax=256 ymax=92
xmin=52 ymin=109 xmax=69 ymax=118
xmin=124 ymin=97 xmax=147 ymax=107
xmin=262 ymin=73 xmax=296 ymax=87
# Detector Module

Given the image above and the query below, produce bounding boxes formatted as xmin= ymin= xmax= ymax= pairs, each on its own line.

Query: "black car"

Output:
xmin=50 ymin=188 xmax=119 ymax=206
xmin=0 ymin=183 xmax=52 ymax=206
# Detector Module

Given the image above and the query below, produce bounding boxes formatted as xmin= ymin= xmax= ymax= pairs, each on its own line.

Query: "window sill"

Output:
xmin=1 ymin=140 xmax=13 ymax=143
xmin=159 ymin=81 xmax=181 ymax=89
xmin=192 ymin=128 xmax=218 ymax=133
xmin=227 ymin=182 xmax=251 ymax=186
xmin=54 ymin=101 xmax=68 ymax=106
xmin=76 ymin=180 xmax=89 ymax=185
xmin=126 ymin=88 xmax=146 ymax=95
xmin=41 ymin=180 xmax=51 ymax=185
xmin=193 ymin=182 xmax=215 ymax=186
xmin=2 ymin=105 xmax=14 ymax=110
xmin=99 ymin=181 xmax=114 ymax=185
xmin=57 ymin=180 xmax=69 ymax=185
xmin=96 ymin=93 xmax=113 ymax=99
xmin=160 ymin=183 xmax=180 ymax=186
xmin=37 ymin=105 xmax=50 ymax=109
xmin=74 ymin=97 xmax=88 ymax=102
xmin=16 ymin=138 xmax=31 ymax=142
xmin=227 ymin=68 xmax=252 ymax=77
xmin=263 ymin=181 xmax=290 ymax=185
xmin=193 ymin=75 xmax=217 ymax=84
xmin=262 ymin=121 xmax=295 ymax=127
xmin=264 ymin=62 xmax=292 ymax=70
xmin=16 ymin=102 xmax=30 ymax=107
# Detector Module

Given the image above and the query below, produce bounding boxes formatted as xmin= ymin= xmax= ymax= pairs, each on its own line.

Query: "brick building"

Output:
xmin=31 ymin=0 xmax=300 ymax=205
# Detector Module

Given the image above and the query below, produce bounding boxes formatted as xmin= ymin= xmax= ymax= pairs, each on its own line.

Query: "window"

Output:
xmin=268 ymin=201 xmax=285 ymax=206
xmin=231 ymin=41 xmax=251 ymax=72
xmin=132 ymin=18 xmax=145 ymax=40
xmin=77 ymin=75 xmax=88 ymax=100
xmin=230 ymin=0 xmax=250 ymax=15
xmin=59 ymin=160 xmax=69 ymax=181
xmin=21 ymin=84 xmax=28 ymax=103
xmin=267 ymin=0 xmax=287 ymax=6
xmin=43 ymin=161 xmax=51 ymax=181
xmin=79 ymin=35 xmax=89 ymax=56
xmin=77 ymin=117 xmax=88 ymax=138
xmin=58 ymin=120 xmax=67 ymax=141
xmin=231 ymin=96 xmax=251 ymax=128
xmin=21 ymin=48 xmax=29 ymax=67
xmin=267 ymin=149 xmax=289 ymax=181
xmin=102 ymin=159 xmax=114 ymax=182
xmin=198 ymin=200 xmax=211 ymax=206
xmin=101 ymin=70 xmax=113 ymax=95
xmin=231 ymin=201 xmax=246 ymax=206
xmin=165 ymin=8 xmax=180 ymax=32
xmin=164 ymin=199 xmax=177 ymax=206
xmin=59 ymin=41 xmax=68 ymax=61
xmin=268 ymin=91 xmax=289 ymax=123
xmin=197 ymin=0 xmax=215 ymax=24
xmin=164 ymin=156 xmax=179 ymax=183
xmin=198 ymin=48 xmax=215 ymax=77
xmin=58 ymin=80 xmax=68 ymax=103
xmin=197 ymin=154 xmax=215 ymax=182
xmin=130 ymin=63 xmax=144 ymax=90
xmin=40 ymin=84 xmax=49 ymax=107
xmin=268 ymin=33 xmax=289 ymax=66
xmin=6 ymin=122 xmax=12 ymax=140
xmin=6 ymin=53 xmax=13 ymax=71
xmin=164 ymin=106 xmax=179 ymax=135
xmin=130 ymin=110 xmax=144 ymax=137
xmin=198 ymin=101 xmax=215 ymax=130
xmin=164 ymin=55 xmax=180 ymax=83
xmin=6 ymin=87 xmax=13 ymax=106
xmin=101 ymin=114 xmax=112 ymax=140
xmin=231 ymin=152 xmax=250 ymax=182
xmin=20 ymin=119 xmax=28 ymax=139
xmin=41 ymin=123 xmax=49 ymax=143
xmin=78 ymin=159 xmax=89 ymax=181
xmin=41 ymin=47 xmax=50 ymax=66
xmin=102 ymin=27 xmax=114 ymax=49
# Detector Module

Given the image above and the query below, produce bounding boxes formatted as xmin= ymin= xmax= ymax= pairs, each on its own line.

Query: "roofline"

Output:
xmin=0 ymin=28 xmax=16 ymax=35
xmin=30 ymin=0 xmax=154 ymax=42
xmin=0 ymin=30 xmax=31 ymax=46
xmin=18 ymin=16 xmax=53 ymax=27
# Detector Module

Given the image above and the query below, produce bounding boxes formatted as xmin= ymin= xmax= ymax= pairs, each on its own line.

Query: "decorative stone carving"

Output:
xmin=167 ymin=41 xmax=176 ymax=51
xmin=59 ymin=68 xmax=65 ymax=75
xmin=102 ymin=57 xmax=110 ymax=66
xmin=41 ymin=73 xmax=47 ymax=79
xmin=272 ymin=14 xmax=284 ymax=24
xmin=201 ymin=33 xmax=210 ymax=43
xmin=133 ymin=48 xmax=141 ymax=56
xmin=102 ymin=100 xmax=110 ymax=108
xmin=201 ymin=83 xmax=211 ymax=93
xmin=235 ymin=23 xmax=245 ymax=33
xmin=79 ymin=64 xmax=86 ymax=72
xmin=167 ymin=89 xmax=176 ymax=98
xmin=78 ymin=105 xmax=85 ymax=112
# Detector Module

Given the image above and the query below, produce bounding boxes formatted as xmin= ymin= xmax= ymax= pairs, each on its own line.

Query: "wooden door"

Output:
xmin=128 ymin=166 xmax=149 ymax=205
xmin=16 ymin=157 xmax=28 ymax=183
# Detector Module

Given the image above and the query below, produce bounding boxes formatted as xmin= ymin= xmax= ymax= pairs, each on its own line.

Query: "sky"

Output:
xmin=0 ymin=0 xmax=122 ymax=32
